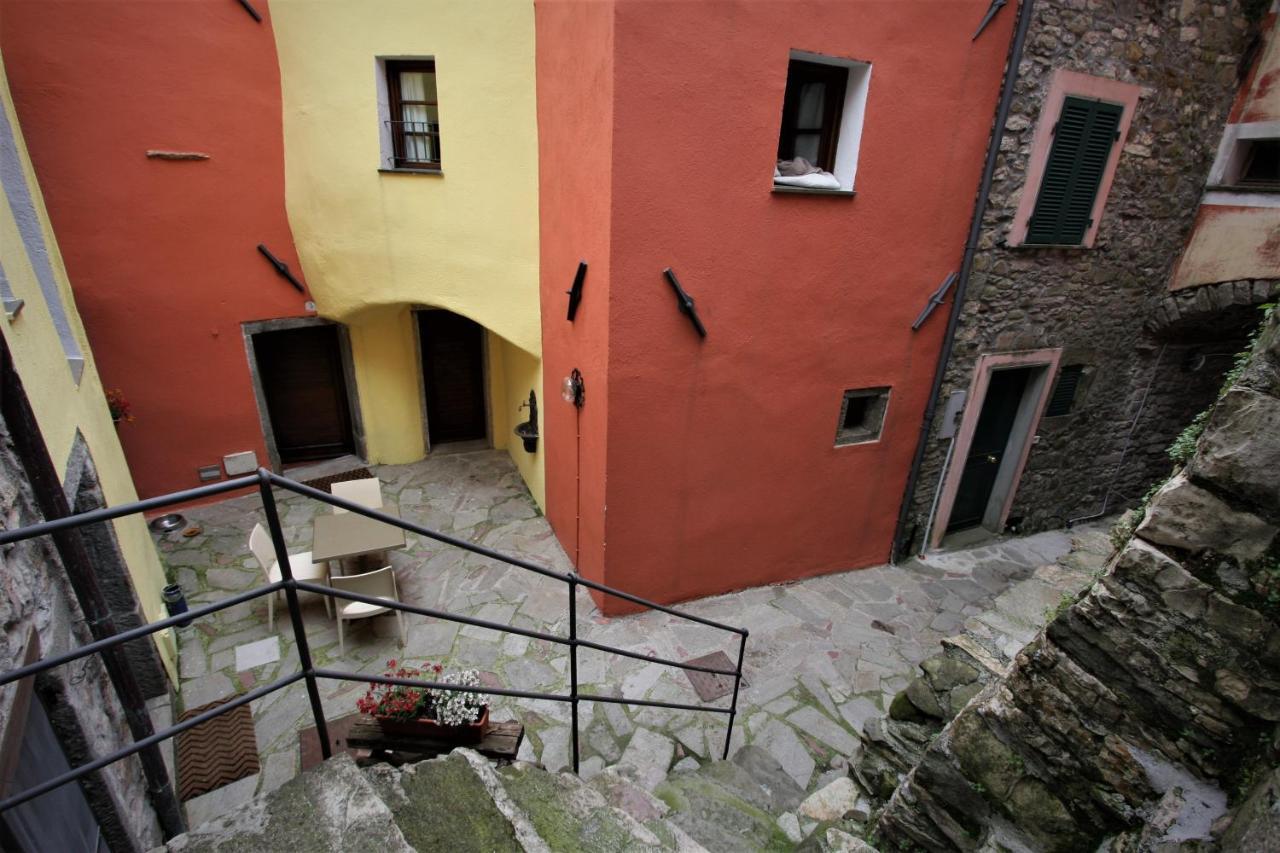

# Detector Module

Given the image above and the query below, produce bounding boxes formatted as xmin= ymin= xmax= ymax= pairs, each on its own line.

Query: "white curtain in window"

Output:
xmin=794 ymin=81 xmax=826 ymax=163
xmin=399 ymin=71 xmax=438 ymax=162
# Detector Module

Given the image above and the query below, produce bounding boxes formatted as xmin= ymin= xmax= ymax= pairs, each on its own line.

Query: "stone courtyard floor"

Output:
xmin=155 ymin=450 xmax=1088 ymax=826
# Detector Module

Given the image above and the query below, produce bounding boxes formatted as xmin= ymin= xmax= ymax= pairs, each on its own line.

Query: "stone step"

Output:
xmin=588 ymin=767 xmax=709 ymax=851
xmin=161 ymin=753 xmax=412 ymax=852
xmin=363 ymin=750 xmax=542 ymax=852
xmin=651 ymin=745 xmax=809 ymax=852
xmin=494 ymin=759 xmax=676 ymax=851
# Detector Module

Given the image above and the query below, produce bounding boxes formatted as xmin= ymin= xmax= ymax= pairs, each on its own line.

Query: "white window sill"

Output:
xmin=378 ymin=167 xmax=443 ymax=176
xmin=772 ymin=184 xmax=856 ymax=197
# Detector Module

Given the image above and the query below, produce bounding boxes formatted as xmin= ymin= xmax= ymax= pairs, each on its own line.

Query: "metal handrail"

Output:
xmin=0 ymin=468 xmax=748 ymax=828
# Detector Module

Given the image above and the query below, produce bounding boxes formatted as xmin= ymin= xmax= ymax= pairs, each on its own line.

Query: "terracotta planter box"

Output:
xmin=374 ymin=706 xmax=489 ymax=744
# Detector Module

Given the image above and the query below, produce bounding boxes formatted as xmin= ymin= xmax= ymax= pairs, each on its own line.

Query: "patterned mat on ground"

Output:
xmin=299 ymin=467 xmax=374 ymax=493
xmin=177 ymin=699 xmax=261 ymax=801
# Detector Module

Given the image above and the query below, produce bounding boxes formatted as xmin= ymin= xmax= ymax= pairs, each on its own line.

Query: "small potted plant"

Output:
xmin=105 ymin=388 xmax=134 ymax=424
xmin=356 ymin=660 xmax=489 ymax=743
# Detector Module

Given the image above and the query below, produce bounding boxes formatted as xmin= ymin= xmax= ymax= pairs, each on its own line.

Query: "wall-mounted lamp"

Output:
xmin=561 ymin=369 xmax=585 ymax=408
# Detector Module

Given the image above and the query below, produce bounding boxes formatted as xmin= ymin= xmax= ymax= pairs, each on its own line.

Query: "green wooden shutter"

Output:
xmin=1045 ymin=364 xmax=1084 ymax=416
xmin=1025 ymin=96 xmax=1123 ymax=245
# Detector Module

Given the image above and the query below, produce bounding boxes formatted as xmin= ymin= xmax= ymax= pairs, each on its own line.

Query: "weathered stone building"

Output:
xmin=871 ymin=303 xmax=1280 ymax=851
xmin=898 ymin=0 xmax=1277 ymax=555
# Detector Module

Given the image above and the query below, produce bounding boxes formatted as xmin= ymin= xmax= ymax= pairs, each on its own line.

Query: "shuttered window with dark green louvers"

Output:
xmin=1025 ymin=96 xmax=1123 ymax=246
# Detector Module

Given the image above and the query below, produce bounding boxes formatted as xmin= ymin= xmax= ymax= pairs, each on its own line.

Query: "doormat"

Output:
xmin=176 ymin=699 xmax=261 ymax=801
xmin=683 ymin=650 xmax=746 ymax=703
xmin=300 ymin=467 xmax=374 ymax=494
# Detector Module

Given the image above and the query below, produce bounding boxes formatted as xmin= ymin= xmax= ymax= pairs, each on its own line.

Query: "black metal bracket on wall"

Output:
xmin=235 ymin=0 xmax=263 ymax=22
xmin=972 ymin=0 xmax=1006 ymax=39
xmin=256 ymin=244 xmax=306 ymax=294
xmin=566 ymin=261 xmax=587 ymax=321
xmin=911 ymin=271 xmax=958 ymax=331
xmin=662 ymin=268 xmax=707 ymax=339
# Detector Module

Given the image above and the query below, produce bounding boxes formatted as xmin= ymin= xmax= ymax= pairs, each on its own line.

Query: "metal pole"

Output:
xmin=256 ymin=471 xmax=331 ymax=760
xmin=722 ymin=630 xmax=749 ymax=760
xmin=568 ymin=576 xmax=580 ymax=774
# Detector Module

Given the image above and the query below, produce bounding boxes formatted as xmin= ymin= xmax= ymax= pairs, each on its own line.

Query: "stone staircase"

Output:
xmin=159 ymin=735 xmax=874 ymax=852
xmin=855 ymin=526 xmax=1113 ymax=802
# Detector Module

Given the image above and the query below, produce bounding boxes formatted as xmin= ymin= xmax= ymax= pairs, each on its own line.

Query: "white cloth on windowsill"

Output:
xmin=773 ymin=171 xmax=843 ymax=190
xmin=774 ymin=157 xmax=842 ymax=189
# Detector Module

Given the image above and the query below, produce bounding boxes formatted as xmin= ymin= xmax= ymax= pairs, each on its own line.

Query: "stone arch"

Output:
xmin=1146 ymin=279 xmax=1278 ymax=339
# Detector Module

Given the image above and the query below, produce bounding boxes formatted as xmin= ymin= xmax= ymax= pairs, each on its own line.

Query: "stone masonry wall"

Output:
xmin=906 ymin=1 xmax=1257 ymax=547
xmin=875 ymin=307 xmax=1280 ymax=850
xmin=0 ymin=417 xmax=163 ymax=850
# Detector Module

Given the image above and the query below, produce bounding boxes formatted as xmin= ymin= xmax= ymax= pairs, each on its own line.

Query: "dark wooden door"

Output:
xmin=947 ymin=368 xmax=1032 ymax=532
xmin=419 ymin=310 xmax=487 ymax=446
xmin=255 ymin=325 xmax=354 ymax=464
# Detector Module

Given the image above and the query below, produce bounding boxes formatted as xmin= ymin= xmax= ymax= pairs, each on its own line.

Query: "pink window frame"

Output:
xmin=929 ymin=348 xmax=1062 ymax=549
xmin=1007 ymin=70 xmax=1141 ymax=248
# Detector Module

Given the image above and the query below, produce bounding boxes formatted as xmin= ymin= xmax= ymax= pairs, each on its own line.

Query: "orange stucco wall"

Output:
xmin=536 ymin=0 xmax=615 ymax=593
xmin=0 ymin=0 xmax=309 ymax=497
xmin=539 ymin=0 xmax=1015 ymax=612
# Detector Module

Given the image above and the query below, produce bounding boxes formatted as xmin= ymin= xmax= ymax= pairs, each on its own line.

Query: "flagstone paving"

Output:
xmin=155 ymin=449 xmax=1091 ymax=820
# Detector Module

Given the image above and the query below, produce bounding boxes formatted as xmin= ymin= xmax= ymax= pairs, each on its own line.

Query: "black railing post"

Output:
xmin=722 ymin=629 xmax=749 ymax=760
xmin=568 ymin=575 xmax=580 ymax=774
xmin=257 ymin=470 xmax=331 ymax=760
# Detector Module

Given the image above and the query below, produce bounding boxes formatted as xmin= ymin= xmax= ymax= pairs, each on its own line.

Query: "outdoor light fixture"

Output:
xmin=561 ymin=369 xmax=585 ymax=408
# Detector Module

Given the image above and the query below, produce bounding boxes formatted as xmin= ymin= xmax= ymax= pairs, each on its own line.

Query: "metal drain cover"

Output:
xmin=148 ymin=513 xmax=186 ymax=533
xmin=683 ymin=650 xmax=745 ymax=702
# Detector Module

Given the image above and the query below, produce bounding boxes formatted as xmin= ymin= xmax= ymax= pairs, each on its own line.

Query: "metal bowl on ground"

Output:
xmin=148 ymin=513 xmax=186 ymax=534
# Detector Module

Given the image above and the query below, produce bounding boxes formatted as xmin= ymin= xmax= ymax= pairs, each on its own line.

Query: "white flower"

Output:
xmin=430 ymin=668 xmax=484 ymax=726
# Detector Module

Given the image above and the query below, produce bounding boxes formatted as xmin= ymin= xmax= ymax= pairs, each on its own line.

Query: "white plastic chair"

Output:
xmin=331 ymin=478 xmax=383 ymax=514
xmin=248 ymin=523 xmax=331 ymax=630
xmin=329 ymin=566 xmax=405 ymax=655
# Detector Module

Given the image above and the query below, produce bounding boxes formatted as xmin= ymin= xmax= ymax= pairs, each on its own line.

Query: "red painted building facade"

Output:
xmin=0 ymin=0 xmax=311 ymax=499
xmin=537 ymin=0 xmax=1016 ymax=611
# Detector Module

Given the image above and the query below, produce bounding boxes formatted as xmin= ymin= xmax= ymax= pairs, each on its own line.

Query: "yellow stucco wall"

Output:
xmin=0 ymin=62 xmax=176 ymax=679
xmin=270 ymin=0 xmax=544 ymax=506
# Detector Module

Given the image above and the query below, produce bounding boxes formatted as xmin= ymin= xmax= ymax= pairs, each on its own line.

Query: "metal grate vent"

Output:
xmin=1045 ymin=365 xmax=1085 ymax=417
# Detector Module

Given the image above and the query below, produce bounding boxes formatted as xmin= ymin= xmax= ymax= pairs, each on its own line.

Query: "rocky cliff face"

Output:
xmin=875 ymin=307 xmax=1280 ymax=851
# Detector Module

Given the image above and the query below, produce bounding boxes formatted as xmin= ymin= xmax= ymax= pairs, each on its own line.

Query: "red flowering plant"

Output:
xmin=105 ymin=388 xmax=134 ymax=423
xmin=355 ymin=659 xmax=485 ymax=725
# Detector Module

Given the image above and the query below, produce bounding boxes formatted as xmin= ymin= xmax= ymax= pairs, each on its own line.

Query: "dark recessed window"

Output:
xmin=1025 ymin=95 xmax=1123 ymax=246
xmin=1236 ymin=139 xmax=1280 ymax=188
xmin=835 ymin=387 xmax=890 ymax=446
xmin=778 ymin=59 xmax=847 ymax=173
xmin=1045 ymin=365 xmax=1085 ymax=417
xmin=386 ymin=60 xmax=440 ymax=170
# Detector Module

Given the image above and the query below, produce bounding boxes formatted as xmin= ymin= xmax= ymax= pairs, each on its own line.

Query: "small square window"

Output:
xmin=1234 ymin=139 xmax=1280 ymax=188
xmin=774 ymin=51 xmax=871 ymax=193
xmin=835 ymin=387 xmax=889 ymax=446
xmin=378 ymin=59 xmax=441 ymax=171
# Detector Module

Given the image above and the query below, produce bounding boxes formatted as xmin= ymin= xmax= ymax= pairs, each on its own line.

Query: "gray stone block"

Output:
xmin=1137 ymin=473 xmax=1277 ymax=561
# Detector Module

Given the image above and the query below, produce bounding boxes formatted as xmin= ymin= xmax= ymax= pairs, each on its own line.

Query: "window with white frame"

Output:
xmin=774 ymin=51 xmax=871 ymax=193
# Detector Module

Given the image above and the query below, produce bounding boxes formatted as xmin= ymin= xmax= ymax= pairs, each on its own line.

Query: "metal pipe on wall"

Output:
xmin=890 ymin=0 xmax=1036 ymax=563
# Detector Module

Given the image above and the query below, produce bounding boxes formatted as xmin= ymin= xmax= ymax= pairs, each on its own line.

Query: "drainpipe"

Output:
xmin=1 ymin=339 xmax=186 ymax=840
xmin=890 ymin=0 xmax=1036 ymax=562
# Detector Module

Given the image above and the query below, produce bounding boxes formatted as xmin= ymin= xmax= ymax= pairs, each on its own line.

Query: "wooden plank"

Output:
xmin=346 ymin=719 xmax=523 ymax=762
